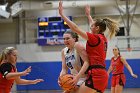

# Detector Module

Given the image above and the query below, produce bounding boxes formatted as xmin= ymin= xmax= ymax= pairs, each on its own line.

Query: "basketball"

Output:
xmin=59 ymin=74 xmax=76 ymax=91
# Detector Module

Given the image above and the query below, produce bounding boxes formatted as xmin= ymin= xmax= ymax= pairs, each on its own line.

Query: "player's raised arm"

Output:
xmin=58 ymin=1 xmax=88 ymax=40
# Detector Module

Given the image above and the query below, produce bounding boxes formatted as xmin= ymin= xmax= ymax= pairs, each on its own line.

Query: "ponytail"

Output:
xmin=103 ymin=18 xmax=119 ymax=39
xmin=0 ymin=51 xmax=6 ymax=65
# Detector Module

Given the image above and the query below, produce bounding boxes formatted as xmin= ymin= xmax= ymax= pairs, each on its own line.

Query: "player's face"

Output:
xmin=63 ymin=34 xmax=75 ymax=48
xmin=8 ymin=50 xmax=18 ymax=64
xmin=90 ymin=21 xmax=99 ymax=34
xmin=113 ymin=47 xmax=119 ymax=56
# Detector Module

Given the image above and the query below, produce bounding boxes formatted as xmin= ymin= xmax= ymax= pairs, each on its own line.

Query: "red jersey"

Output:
xmin=0 ymin=63 xmax=16 ymax=93
xmin=86 ymin=32 xmax=107 ymax=67
xmin=111 ymin=56 xmax=124 ymax=75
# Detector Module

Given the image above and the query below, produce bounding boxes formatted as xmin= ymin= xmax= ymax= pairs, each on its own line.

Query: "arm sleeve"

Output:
xmin=86 ymin=32 xmax=100 ymax=47
xmin=0 ymin=63 xmax=12 ymax=77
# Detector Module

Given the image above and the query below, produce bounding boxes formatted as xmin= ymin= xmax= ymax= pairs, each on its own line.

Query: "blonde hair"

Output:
xmin=93 ymin=18 xmax=119 ymax=39
xmin=0 ymin=47 xmax=16 ymax=65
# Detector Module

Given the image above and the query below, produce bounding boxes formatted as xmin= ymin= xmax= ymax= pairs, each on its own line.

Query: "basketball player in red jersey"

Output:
xmin=59 ymin=1 xmax=119 ymax=93
xmin=0 ymin=47 xmax=44 ymax=93
xmin=107 ymin=46 xmax=138 ymax=93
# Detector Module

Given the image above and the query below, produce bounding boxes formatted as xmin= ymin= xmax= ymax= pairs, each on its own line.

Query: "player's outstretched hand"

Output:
xmin=58 ymin=0 xmax=63 ymax=16
xmin=131 ymin=73 xmax=138 ymax=78
xmin=85 ymin=5 xmax=91 ymax=16
xmin=21 ymin=66 xmax=32 ymax=76
xmin=31 ymin=79 xmax=44 ymax=84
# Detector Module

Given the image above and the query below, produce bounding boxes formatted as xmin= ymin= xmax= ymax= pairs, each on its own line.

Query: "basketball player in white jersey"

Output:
xmin=58 ymin=30 xmax=89 ymax=93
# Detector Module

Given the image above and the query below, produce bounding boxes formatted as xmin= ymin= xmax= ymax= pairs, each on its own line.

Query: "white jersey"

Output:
xmin=63 ymin=46 xmax=86 ymax=86
xmin=64 ymin=47 xmax=84 ymax=76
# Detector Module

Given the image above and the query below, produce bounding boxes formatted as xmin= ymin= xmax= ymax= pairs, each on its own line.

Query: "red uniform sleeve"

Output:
xmin=86 ymin=32 xmax=100 ymax=46
xmin=0 ymin=63 xmax=12 ymax=77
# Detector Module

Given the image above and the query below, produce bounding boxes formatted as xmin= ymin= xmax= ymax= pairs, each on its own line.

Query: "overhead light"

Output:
xmin=0 ymin=3 xmax=10 ymax=18
xmin=0 ymin=3 xmax=8 ymax=11
xmin=0 ymin=9 xmax=10 ymax=18
xmin=10 ymin=1 xmax=23 ymax=16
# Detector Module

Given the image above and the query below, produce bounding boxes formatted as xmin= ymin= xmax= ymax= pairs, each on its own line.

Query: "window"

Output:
xmin=116 ymin=27 xmax=125 ymax=36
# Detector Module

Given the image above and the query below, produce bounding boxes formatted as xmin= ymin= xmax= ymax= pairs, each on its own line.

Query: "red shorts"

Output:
xmin=111 ymin=73 xmax=126 ymax=87
xmin=85 ymin=68 xmax=108 ymax=93
xmin=0 ymin=88 xmax=10 ymax=93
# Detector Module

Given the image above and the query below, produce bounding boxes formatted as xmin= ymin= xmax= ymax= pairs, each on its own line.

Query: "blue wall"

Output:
xmin=16 ymin=59 xmax=140 ymax=90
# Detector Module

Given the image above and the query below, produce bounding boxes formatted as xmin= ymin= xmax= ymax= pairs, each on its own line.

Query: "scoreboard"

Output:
xmin=37 ymin=16 xmax=72 ymax=46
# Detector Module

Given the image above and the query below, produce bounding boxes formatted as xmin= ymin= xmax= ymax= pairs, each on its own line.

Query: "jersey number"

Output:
xmin=67 ymin=62 xmax=73 ymax=69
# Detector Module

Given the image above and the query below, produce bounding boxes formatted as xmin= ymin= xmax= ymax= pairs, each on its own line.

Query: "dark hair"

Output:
xmin=64 ymin=30 xmax=79 ymax=42
xmin=115 ymin=46 xmax=120 ymax=55
xmin=93 ymin=18 xmax=119 ymax=39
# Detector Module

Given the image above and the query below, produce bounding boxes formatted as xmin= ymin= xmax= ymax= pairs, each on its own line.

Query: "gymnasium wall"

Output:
xmin=15 ymin=43 xmax=140 ymax=90
xmin=16 ymin=59 xmax=140 ymax=91
xmin=0 ymin=5 xmax=140 ymax=91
